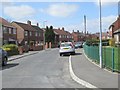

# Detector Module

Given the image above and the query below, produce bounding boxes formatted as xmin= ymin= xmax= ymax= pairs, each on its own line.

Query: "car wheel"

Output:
xmin=2 ymin=57 xmax=7 ymax=66
xmin=60 ymin=53 xmax=62 ymax=56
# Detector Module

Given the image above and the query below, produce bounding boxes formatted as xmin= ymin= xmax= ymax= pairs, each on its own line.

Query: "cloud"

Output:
xmin=41 ymin=3 xmax=79 ymax=17
xmin=3 ymin=5 xmax=36 ymax=20
xmin=65 ymin=15 xmax=117 ymax=33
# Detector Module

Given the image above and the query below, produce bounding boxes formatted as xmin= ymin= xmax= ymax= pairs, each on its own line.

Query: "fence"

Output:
xmin=83 ymin=45 xmax=120 ymax=72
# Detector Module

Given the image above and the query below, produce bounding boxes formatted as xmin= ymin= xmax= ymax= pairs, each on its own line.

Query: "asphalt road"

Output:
xmin=2 ymin=48 xmax=85 ymax=88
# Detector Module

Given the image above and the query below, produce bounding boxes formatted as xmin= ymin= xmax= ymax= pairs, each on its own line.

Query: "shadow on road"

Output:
xmin=2 ymin=63 xmax=19 ymax=70
xmin=61 ymin=53 xmax=82 ymax=57
xmin=75 ymin=53 xmax=82 ymax=55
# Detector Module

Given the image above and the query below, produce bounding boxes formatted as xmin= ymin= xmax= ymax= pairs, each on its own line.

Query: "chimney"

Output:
xmin=27 ymin=20 xmax=31 ymax=25
xmin=37 ymin=23 xmax=39 ymax=27
xmin=58 ymin=28 xmax=60 ymax=30
xmin=118 ymin=15 xmax=120 ymax=20
xmin=62 ymin=27 xmax=64 ymax=31
xmin=73 ymin=30 xmax=74 ymax=32
xmin=87 ymin=31 xmax=88 ymax=34
xmin=77 ymin=30 xmax=79 ymax=33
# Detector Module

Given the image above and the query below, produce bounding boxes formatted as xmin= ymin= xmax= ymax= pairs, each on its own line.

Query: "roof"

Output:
xmin=54 ymin=29 xmax=71 ymax=36
xmin=32 ymin=25 xmax=44 ymax=32
xmin=72 ymin=31 xmax=84 ymax=36
xmin=13 ymin=21 xmax=36 ymax=31
xmin=109 ymin=16 xmax=120 ymax=32
xmin=0 ymin=17 xmax=15 ymax=28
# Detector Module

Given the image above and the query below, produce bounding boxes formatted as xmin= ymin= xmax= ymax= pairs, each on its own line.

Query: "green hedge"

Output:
xmin=2 ymin=44 xmax=19 ymax=56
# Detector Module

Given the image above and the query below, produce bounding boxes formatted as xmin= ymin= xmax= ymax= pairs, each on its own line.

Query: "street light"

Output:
xmin=99 ymin=0 xmax=102 ymax=68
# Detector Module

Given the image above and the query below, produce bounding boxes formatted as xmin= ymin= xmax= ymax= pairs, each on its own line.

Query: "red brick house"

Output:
xmin=54 ymin=27 xmax=73 ymax=45
xmin=0 ymin=17 xmax=17 ymax=45
xmin=71 ymin=30 xmax=85 ymax=42
xmin=12 ymin=20 xmax=44 ymax=51
xmin=109 ymin=16 xmax=120 ymax=45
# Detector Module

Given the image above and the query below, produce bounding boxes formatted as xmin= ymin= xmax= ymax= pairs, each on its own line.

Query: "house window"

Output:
xmin=3 ymin=27 xmax=8 ymax=33
xmin=24 ymin=31 xmax=28 ymax=36
xmin=9 ymin=28 xmax=12 ymax=34
xmin=13 ymin=28 xmax=16 ymax=34
xmin=39 ymin=32 xmax=41 ymax=36
xmin=30 ymin=31 xmax=32 ymax=36
xmin=35 ymin=32 xmax=38 ymax=36
xmin=3 ymin=40 xmax=8 ymax=45
xmin=25 ymin=41 xmax=28 ymax=45
xmin=59 ymin=35 xmax=61 ymax=38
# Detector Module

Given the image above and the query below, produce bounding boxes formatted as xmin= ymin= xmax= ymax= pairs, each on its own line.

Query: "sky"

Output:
xmin=0 ymin=0 xmax=119 ymax=33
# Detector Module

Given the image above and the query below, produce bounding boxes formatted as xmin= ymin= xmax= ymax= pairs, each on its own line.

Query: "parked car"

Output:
xmin=59 ymin=42 xmax=75 ymax=56
xmin=0 ymin=48 xmax=8 ymax=66
xmin=75 ymin=42 xmax=83 ymax=49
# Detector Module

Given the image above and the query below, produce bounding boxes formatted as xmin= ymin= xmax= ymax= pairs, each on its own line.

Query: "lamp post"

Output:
xmin=84 ymin=15 xmax=87 ymax=41
xmin=99 ymin=0 xmax=102 ymax=68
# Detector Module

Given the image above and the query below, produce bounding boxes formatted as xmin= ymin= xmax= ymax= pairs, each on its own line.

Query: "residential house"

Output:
xmin=12 ymin=20 xmax=44 ymax=51
xmin=54 ymin=27 xmax=73 ymax=45
xmin=109 ymin=16 xmax=120 ymax=45
xmin=0 ymin=17 xmax=17 ymax=45
xmin=71 ymin=30 xmax=85 ymax=42
xmin=102 ymin=32 xmax=110 ymax=40
xmin=90 ymin=33 xmax=99 ymax=40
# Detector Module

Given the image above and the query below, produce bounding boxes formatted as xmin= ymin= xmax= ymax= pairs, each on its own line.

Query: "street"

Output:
xmin=2 ymin=49 xmax=85 ymax=88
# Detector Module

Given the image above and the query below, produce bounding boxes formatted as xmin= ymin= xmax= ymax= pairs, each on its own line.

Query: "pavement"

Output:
xmin=8 ymin=51 xmax=39 ymax=61
xmin=70 ymin=48 xmax=119 ymax=89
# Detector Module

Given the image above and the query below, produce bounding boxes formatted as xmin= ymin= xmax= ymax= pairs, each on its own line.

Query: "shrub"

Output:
xmin=2 ymin=44 xmax=19 ymax=56
xmin=109 ymin=39 xmax=115 ymax=47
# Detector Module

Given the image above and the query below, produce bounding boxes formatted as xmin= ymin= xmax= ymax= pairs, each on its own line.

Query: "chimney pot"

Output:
xmin=27 ymin=20 xmax=31 ymax=25
xmin=37 ymin=23 xmax=39 ymax=27
xmin=62 ymin=27 xmax=64 ymax=31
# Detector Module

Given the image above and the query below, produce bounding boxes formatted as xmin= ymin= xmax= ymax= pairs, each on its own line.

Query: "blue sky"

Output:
xmin=1 ymin=1 xmax=119 ymax=33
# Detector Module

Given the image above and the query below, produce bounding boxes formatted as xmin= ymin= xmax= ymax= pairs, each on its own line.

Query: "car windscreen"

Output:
xmin=60 ymin=43 xmax=72 ymax=47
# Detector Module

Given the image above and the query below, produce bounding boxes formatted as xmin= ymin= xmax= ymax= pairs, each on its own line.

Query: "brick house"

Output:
xmin=0 ymin=17 xmax=17 ymax=45
xmin=12 ymin=20 xmax=44 ymax=51
xmin=109 ymin=16 xmax=120 ymax=45
xmin=54 ymin=27 xmax=73 ymax=45
xmin=71 ymin=30 xmax=85 ymax=42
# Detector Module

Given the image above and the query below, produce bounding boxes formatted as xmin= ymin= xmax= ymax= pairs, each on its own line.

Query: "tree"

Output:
xmin=45 ymin=26 xmax=55 ymax=44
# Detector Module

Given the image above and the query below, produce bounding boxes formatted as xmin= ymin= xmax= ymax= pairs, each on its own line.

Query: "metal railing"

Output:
xmin=83 ymin=44 xmax=120 ymax=72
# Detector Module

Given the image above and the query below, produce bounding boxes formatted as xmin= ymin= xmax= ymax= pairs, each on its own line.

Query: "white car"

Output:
xmin=59 ymin=42 xmax=75 ymax=56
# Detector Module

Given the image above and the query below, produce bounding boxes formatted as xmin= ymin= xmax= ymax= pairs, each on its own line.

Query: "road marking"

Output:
xmin=68 ymin=55 xmax=98 ymax=88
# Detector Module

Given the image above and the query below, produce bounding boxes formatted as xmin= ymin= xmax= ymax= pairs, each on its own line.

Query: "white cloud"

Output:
xmin=3 ymin=5 xmax=36 ymax=20
xmin=41 ymin=3 xmax=79 ymax=17
xmin=65 ymin=15 xmax=117 ymax=33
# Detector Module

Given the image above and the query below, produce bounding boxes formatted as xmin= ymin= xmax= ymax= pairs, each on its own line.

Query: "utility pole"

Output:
xmin=99 ymin=0 xmax=102 ymax=68
xmin=84 ymin=15 xmax=86 ymax=36
xmin=84 ymin=15 xmax=87 ymax=41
